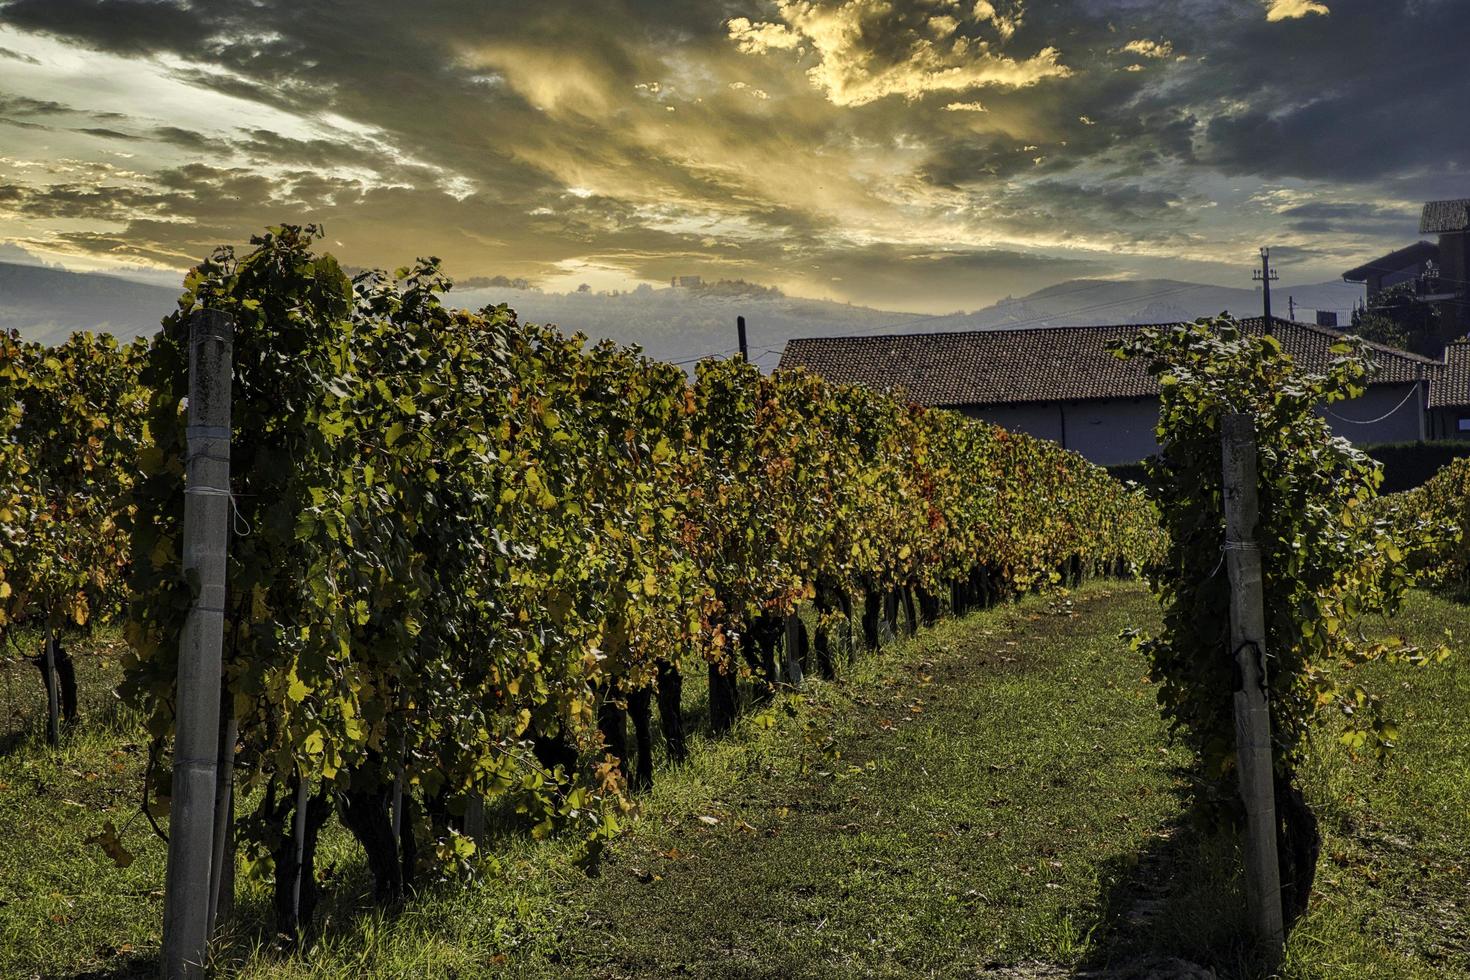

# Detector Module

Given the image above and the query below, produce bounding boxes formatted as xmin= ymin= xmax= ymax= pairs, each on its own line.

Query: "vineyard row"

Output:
xmin=0 ymin=226 xmax=1163 ymax=940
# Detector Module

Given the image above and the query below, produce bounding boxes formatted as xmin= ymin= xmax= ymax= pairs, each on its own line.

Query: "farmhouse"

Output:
xmin=778 ymin=316 xmax=1442 ymax=466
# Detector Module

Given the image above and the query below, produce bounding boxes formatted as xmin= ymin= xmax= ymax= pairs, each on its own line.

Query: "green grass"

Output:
xmin=1 ymin=583 xmax=1466 ymax=979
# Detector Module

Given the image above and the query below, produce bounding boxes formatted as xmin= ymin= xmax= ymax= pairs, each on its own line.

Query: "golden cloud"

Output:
xmin=1118 ymin=39 xmax=1173 ymax=59
xmin=727 ymin=1 xmax=1069 ymax=107
xmin=1265 ymin=0 xmax=1330 ymax=21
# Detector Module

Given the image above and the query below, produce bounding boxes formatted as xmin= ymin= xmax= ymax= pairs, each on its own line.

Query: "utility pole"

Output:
xmin=1221 ymin=413 xmax=1286 ymax=966
xmin=736 ymin=315 xmax=749 ymax=361
xmin=162 ymin=309 xmax=234 ymax=980
xmin=1288 ymin=295 xmax=1295 ymax=321
xmin=1253 ymin=247 xmax=1279 ymax=334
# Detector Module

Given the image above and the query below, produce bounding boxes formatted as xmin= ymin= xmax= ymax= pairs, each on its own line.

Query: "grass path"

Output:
xmin=3 ymin=581 xmax=1467 ymax=979
xmin=508 ymin=585 xmax=1185 ymax=978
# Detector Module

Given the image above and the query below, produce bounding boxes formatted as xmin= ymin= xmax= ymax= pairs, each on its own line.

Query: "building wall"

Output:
xmin=1368 ymin=265 xmax=1424 ymax=298
xmin=963 ymin=402 xmax=1064 ymax=444
xmin=959 ymin=383 xmax=1426 ymax=466
xmin=1437 ymin=231 xmax=1469 ymax=333
xmin=1315 ymin=382 xmax=1424 ymax=444
xmin=1431 ymin=407 xmax=1470 ymax=441
xmin=961 ymin=398 xmax=1160 ymax=466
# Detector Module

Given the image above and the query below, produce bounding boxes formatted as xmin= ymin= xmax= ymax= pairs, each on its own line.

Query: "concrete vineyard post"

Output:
xmin=292 ymin=778 xmax=308 ymax=923
xmin=782 ymin=610 xmax=805 ymax=689
xmin=391 ymin=763 xmax=404 ymax=846
xmin=162 ymin=309 xmax=234 ymax=980
xmin=43 ymin=623 xmax=59 ymax=746
xmin=208 ymin=713 xmax=238 ymax=932
xmin=391 ymin=690 xmax=406 ymax=846
xmin=465 ymin=794 xmax=485 ymax=844
xmin=1220 ymin=412 xmax=1286 ymax=963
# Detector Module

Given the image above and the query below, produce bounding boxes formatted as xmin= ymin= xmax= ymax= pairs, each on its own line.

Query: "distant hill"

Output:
xmin=0 ymin=262 xmax=1366 ymax=365
xmin=917 ymin=278 xmax=1366 ymax=333
xmin=448 ymin=283 xmax=921 ymax=369
xmin=0 ymin=262 xmax=180 ymax=345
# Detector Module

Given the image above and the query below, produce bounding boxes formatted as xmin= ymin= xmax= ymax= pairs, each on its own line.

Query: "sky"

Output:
xmin=0 ymin=0 xmax=1466 ymax=314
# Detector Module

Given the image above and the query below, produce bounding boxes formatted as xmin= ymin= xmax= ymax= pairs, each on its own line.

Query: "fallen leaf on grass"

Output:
xmin=85 ymin=820 xmax=135 ymax=868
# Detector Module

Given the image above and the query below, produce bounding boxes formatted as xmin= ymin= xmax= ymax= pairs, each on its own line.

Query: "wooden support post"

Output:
xmin=42 ymin=623 xmax=59 ymax=746
xmin=782 ymin=610 xmax=805 ymax=689
xmin=1220 ymin=413 xmax=1285 ymax=963
xmin=162 ymin=309 xmax=233 ymax=980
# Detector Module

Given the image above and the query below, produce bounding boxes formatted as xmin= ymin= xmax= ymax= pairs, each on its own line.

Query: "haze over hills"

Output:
xmin=0 ymin=261 xmax=182 ymax=346
xmin=1 ymin=260 xmax=1367 ymax=364
xmin=917 ymin=277 xmax=1367 ymax=334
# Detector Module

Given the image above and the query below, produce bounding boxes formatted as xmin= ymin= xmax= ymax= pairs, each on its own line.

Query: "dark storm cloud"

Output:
xmin=75 ymin=126 xmax=142 ymax=140
xmin=1278 ymin=201 xmax=1420 ymax=238
xmin=0 ymin=45 xmax=39 ymax=63
xmin=0 ymin=94 xmax=70 ymax=115
xmin=1168 ymin=0 xmax=1470 ymax=184
xmin=150 ymin=125 xmax=211 ymax=149
xmin=0 ymin=0 xmax=210 ymax=56
xmin=0 ymin=0 xmax=1464 ymax=307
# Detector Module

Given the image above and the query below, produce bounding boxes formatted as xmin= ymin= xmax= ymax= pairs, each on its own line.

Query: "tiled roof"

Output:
xmin=1432 ymin=342 xmax=1470 ymax=408
xmin=1342 ymin=240 xmax=1439 ymax=282
xmin=1420 ymin=199 xmax=1470 ymax=234
xmin=777 ymin=317 xmax=1437 ymax=408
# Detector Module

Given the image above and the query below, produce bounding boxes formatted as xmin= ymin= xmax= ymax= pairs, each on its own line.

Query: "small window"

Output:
xmin=1458 ymin=418 xmax=1470 ymax=432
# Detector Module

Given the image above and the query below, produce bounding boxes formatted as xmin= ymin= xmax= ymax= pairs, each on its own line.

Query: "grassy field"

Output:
xmin=1 ymin=581 xmax=1466 ymax=979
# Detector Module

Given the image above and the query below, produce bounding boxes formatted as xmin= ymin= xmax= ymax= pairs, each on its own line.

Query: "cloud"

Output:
xmin=0 ymin=46 xmax=41 ymax=64
xmin=1265 ymin=0 xmax=1330 ymax=20
xmin=0 ymin=239 xmax=51 ymax=264
xmin=0 ymin=0 xmax=1461 ymax=311
xmin=726 ymin=1 xmax=1070 ymax=107
xmin=727 ymin=16 xmax=801 ymax=53
xmin=1118 ymin=39 xmax=1173 ymax=58
xmin=971 ymin=1 xmax=1024 ymax=41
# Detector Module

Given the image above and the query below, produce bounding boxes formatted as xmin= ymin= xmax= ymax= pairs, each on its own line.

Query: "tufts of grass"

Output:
xmin=1 ymin=584 xmax=1466 ymax=979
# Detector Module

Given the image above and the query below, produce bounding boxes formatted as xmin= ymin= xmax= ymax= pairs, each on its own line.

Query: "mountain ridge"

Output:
xmin=0 ymin=262 xmax=1367 ymax=363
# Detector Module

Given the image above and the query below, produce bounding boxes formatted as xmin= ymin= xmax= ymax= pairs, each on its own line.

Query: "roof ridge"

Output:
xmin=791 ymin=315 xmax=1438 ymax=365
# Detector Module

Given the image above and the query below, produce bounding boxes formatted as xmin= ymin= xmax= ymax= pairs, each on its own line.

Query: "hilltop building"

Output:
xmin=670 ymin=275 xmax=704 ymax=288
xmin=1416 ymin=199 xmax=1470 ymax=335
xmin=1342 ymin=198 xmax=1470 ymax=339
xmin=778 ymin=317 xmax=1449 ymax=466
xmin=1342 ymin=240 xmax=1440 ymax=300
